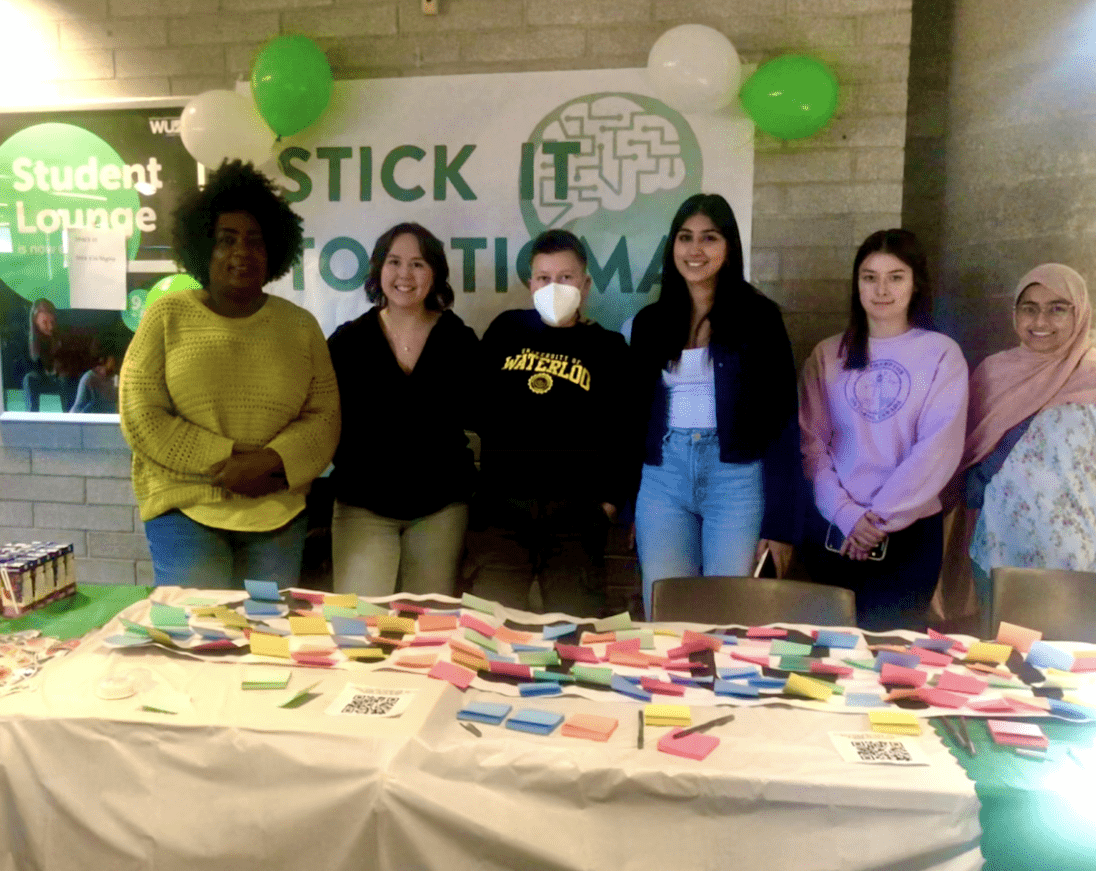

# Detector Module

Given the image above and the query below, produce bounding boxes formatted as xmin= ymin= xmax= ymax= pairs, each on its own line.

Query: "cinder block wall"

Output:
xmin=0 ymin=0 xmax=913 ymax=585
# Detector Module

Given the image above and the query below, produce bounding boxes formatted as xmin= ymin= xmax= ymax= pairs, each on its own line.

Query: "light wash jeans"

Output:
xmin=144 ymin=509 xmax=307 ymax=589
xmin=635 ymin=428 xmax=763 ymax=618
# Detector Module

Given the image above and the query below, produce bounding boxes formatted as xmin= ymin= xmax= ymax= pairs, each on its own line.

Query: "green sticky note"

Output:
xmin=150 ymin=603 xmax=190 ymax=628
xmin=464 ymin=628 xmax=499 ymax=653
xmin=843 ymin=658 xmax=877 ymax=671
xmin=461 ymin=592 xmax=496 ymax=615
xmin=778 ymin=655 xmax=814 ymax=672
xmin=572 ymin=664 xmax=613 ymax=686
xmin=322 ymin=605 xmax=358 ymax=619
xmin=594 ymin=612 xmax=632 ymax=632
xmin=120 ymin=617 xmax=150 ymax=637
xmin=616 ymin=629 xmax=654 ymax=649
xmin=770 ymin=640 xmax=812 ymax=657
xmin=533 ymin=669 xmax=575 ymax=683
xmin=356 ymin=601 xmax=390 ymax=617
xmin=180 ymin=597 xmax=218 ymax=606
xmin=518 ymin=649 xmax=561 ymax=666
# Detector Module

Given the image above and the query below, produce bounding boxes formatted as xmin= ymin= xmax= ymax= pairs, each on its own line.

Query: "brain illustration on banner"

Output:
xmin=0 ymin=123 xmax=147 ymax=308
xmin=519 ymin=93 xmax=702 ymax=330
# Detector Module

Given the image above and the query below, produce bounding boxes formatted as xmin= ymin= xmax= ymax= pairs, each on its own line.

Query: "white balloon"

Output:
xmin=647 ymin=24 xmax=742 ymax=114
xmin=180 ymin=90 xmax=275 ymax=169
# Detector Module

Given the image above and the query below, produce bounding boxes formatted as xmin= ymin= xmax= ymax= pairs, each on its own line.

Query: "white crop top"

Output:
xmin=662 ymin=347 xmax=716 ymax=428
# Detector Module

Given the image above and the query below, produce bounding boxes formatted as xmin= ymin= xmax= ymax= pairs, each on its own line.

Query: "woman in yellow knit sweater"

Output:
xmin=119 ymin=161 xmax=340 ymax=588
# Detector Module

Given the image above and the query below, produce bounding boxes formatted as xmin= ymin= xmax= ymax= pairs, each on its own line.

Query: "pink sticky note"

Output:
xmin=290 ymin=652 xmax=337 ymax=667
xmin=1072 ymin=656 xmax=1096 ymax=673
xmin=667 ymin=640 xmax=711 ymax=658
xmin=664 ymin=660 xmax=707 ymax=672
xmin=606 ymin=637 xmax=642 ymax=655
xmin=407 ymin=635 xmax=447 ymax=647
xmin=394 ymin=603 xmax=426 ymax=614
xmin=418 ymin=614 xmax=459 ymax=632
xmin=428 ymin=660 xmax=474 ymax=689
xmin=928 ymin=628 xmax=967 ymax=653
xmin=640 ymin=676 xmax=686 ymax=696
xmin=937 ymin=671 xmax=988 ymax=695
xmin=810 ymin=661 xmax=853 ymax=677
xmin=732 ymin=651 xmax=770 ymax=667
xmin=747 ymin=626 xmax=787 ymax=639
xmin=880 ymin=662 xmax=927 ymax=687
xmin=459 ymin=614 xmax=497 ymax=637
xmin=914 ymin=649 xmax=954 ymax=668
xmin=1004 ymin=696 xmax=1051 ymax=713
xmin=288 ymin=587 xmax=326 ymax=604
xmin=682 ymin=629 xmax=724 ymax=651
xmin=494 ymin=624 xmax=535 ymax=645
xmin=555 ymin=643 xmax=599 ymax=663
xmin=489 ymin=661 xmax=532 ymax=679
xmin=988 ymin=719 xmax=1048 ymax=748
xmin=996 ymin=621 xmax=1042 ymax=654
xmin=608 ymin=650 xmax=650 ymax=668
xmin=968 ymin=698 xmax=1015 ymax=713
xmin=916 ymin=687 xmax=967 ymax=708
xmin=658 ymin=728 xmax=720 ymax=760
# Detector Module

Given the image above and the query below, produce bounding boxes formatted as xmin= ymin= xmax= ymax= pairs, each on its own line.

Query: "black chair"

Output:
xmin=651 ymin=576 xmax=856 ymax=627
xmin=990 ymin=566 xmax=1096 ymax=642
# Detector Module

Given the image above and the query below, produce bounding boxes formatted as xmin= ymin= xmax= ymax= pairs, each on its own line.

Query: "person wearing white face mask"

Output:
xmin=466 ymin=229 xmax=635 ymax=616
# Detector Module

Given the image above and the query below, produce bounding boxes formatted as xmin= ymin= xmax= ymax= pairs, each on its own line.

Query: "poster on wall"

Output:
xmin=0 ymin=99 xmax=196 ymax=415
xmin=259 ymin=67 xmax=754 ymax=337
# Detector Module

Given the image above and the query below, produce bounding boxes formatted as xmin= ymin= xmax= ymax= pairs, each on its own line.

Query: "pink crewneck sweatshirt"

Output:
xmin=799 ymin=328 xmax=969 ymax=537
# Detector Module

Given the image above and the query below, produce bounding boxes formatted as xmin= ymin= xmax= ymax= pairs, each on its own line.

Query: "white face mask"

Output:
xmin=533 ymin=282 xmax=582 ymax=327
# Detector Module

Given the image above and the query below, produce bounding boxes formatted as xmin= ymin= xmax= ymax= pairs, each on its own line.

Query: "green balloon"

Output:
xmin=251 ymin=35 xmax=333 ymax=138
xmin=739 ymin=55 xmax=839 ymax=140
xmin=144 ymin=273 xmax=201 ymax=313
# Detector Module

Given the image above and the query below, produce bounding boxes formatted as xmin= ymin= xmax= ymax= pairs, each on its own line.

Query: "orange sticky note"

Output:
xmin=562 ymin=713 xmax=619 ymax=742
xmin=996 ymin=621 xmax=1042 ymax=654
xmin=418 ymin=614 xmax=459 ymax=633
xmin=249 ymin=632 xmax=291 ymax=659
xmin=494 ymin=624 xmax=535 ymax=645
xmin=395 ymin=653 xmax=438 ymax=669
xmin=451 ymin=650 xmax=489 ymax=672
xmin=288 ymin=615 xmax=331 ymax=635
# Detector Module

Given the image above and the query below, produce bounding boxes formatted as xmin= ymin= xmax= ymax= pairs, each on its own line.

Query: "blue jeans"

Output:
xmin=635 ymin=428 xmax=763 ymax=618
xmin=144 ymin=510 xmax=308 ymax=589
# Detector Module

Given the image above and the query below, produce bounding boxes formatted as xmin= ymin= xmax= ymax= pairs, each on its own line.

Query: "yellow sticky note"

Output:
xmin=344 ymin=647 xmax=386 ymax=660
xmin=966 ymin=641 xmax=1012 ymax=664
xmin=324 ymin=593 xmax=359 ymax=609
xmin=375 ymin=615 xmax=415 ymax=634
xmin=214 ymin=607 xmax=249 ymax=628
xmin=1044 ymin=669 xmax=1085 ymax=689
xmin=644 ymin=704 xmax=692 ymax=726
xmin=191 ymin=606 xmax=220 ymax=617
xmin=996 ymin=621 xmax=1042 ymax=654
xmin=249 ymin=632 xmax=291 ymax=659
xmin=869 ymin=710 xmax=922 ymax=735
xmin=146 ymin=627 xmax=175 ymax=646
xmin=451 ymin=649 xmax=489 ymax=672
xmin=785 ymin=672 xmax=834 ymax=702
xmin=653 ymin=628 xmax=680 ymax=637
xmin=289 ymin=615 xmax=331 ymax=635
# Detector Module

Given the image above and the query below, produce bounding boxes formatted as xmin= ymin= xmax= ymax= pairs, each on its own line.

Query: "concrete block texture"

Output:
xmin=78 ymin=559 xmax=137 ymax=586
xmin=0 ymin=449 xmax=31 ymax=475
xmin=60 ymin=19 xmax=168 ymax=50
xmin=1 ymin=423 xmax=83 ymax=450
xmin=397 ymin=0 xmax=523 ymax=32
xmin=34 ymin=503 xmax=134 ymax=533
xmin=81 ymin=424 xmax=128 ymax=450
xmin=527 ymin=0 xmax=652 ymax=26
xmin=111 ymin=0 xmax=219 ymax=16
xmin=32 ymin=450 xmax=132 ymax=478
xmin=116 ymin=46 xmax=225 ymax=78
xmin=460 ymin=28 xmax=585 ymax=63
xmin=0 ymin=502 xmax=33 ymax=527
xmin=168 ymin=13 xmax=280 ymax=45
xmin=88 ymin=532 xmax=152 ymax=561
xmin=86 ymin=479 xmax=138 ymax=506
xmin=0 ymin=475 xmax=84 ymax=503
xmin=283 ymin=5 xmax=397 ymax=37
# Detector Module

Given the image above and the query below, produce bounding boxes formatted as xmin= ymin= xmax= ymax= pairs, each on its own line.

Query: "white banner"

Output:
xmin=258 ymin=68 xmax=754 ymax=336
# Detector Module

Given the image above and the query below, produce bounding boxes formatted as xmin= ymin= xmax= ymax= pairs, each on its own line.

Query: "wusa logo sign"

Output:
xmin=148 ymin=117 xmax=180 ymax=136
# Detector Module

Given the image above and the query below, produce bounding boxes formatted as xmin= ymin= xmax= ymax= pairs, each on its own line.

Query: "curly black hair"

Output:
xmin=171 ymin=160 xmax=304 ymax=287
xmin=364 ymin=223 xmax=454 ymax=311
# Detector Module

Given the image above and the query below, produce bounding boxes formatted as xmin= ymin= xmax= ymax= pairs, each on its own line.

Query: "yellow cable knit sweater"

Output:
xmin=119 ymin=288 xmax=340 ymax=531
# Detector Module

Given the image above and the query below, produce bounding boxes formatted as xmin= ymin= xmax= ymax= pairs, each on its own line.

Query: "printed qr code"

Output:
xmin=340 ymin=693 xmax=401 ymax=716
xmin=849 ymin=739 xmax=913 ymax=763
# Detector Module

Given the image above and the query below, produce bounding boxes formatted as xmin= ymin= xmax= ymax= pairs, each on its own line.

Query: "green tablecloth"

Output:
xmin=933 ymin=718 xmax=1096 ymax=870
xmin=0 ymin=585 xmax=151 ymax=641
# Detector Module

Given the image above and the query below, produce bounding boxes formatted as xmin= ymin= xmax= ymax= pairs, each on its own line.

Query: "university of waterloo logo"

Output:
xmin=520 ymin=93 xmax=702 ymax=331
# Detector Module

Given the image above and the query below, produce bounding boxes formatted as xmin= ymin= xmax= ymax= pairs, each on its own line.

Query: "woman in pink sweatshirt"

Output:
xmin=799 ymin=229 xmax=968 ymax=631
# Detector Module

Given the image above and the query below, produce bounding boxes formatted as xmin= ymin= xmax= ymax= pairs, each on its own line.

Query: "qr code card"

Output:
xmin=326 ymin=684 xmax=416 ymax=718
xmin=829 ymin=731 xmax=930 ymax=766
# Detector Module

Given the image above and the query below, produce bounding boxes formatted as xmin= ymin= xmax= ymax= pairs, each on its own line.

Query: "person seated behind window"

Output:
xmin=70 ymin=336 xmax=123 ymax=414
xmin=22 ymin=298 xmax=88 ymax=413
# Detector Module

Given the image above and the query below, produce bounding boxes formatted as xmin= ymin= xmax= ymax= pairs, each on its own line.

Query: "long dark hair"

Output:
xmin=650 ymin=193 xmax=755 ymax=367
xmin=364 ymin=222 xmax=453 ymax=311
xmin=28 ymin=298 xmax=57 ymax=361
xmin=840 ymin=229 xmax=934 ymax=370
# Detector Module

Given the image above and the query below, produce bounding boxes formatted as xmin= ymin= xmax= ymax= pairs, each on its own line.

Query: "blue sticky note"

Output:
xmin=193 ymin=626 xmax=230 ymax=640
xmin=244 ymin=599 xmax=282 ymax=617
xmin=1026 ymin=641 xmax=1075 ymax=671
xmin=333 ymin=635 xmax=372 ymax=647
xmin=846 ymin=693 xmax=886 ymax=708
xmin=244 ymin=579 xmax=281 ymax=602
xmin=1048 ymin=698 xmax=1096 ymax=720
xmin=458 ymin=701 xmax=513 ymax=725
xmin=329 ymin=616 xmax=367 ymax=636
xmin=814 ymin=630 xmax=859 ymax=649
xmin=611 ymin=673 xmax=652 ymax=701
xmin=714 ymin=679 xmax=760 ymax=697
xmin=911 ymin=637 xmax=953 ymax=652
xmin=747 ymin=677 xmax=786 ymax=689
xmin=520 ymin=682 xmax=562 ymax=697
xmin=718 ymin=666 xmax=759 ymax=680
xmin=505 ymin=709 xmax=564 ymax=735
xmin=158 ymin=627 xmax=193 ymax=640
xmin=484 ymin=651 xmax=516 ymax=663
xmin=543 ymin=623 xmax=577 ymax=640
xmin=670 ymin=674 xmax=713 ymax=688
xmin=512 ymin=643 xmax=550 ymax=652
xmin=875 ymin=650 xmax=922 ymax=671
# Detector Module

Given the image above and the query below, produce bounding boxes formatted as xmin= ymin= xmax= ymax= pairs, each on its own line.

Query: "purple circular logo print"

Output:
xmin=844 ymin=359 xmax=911 ymax=422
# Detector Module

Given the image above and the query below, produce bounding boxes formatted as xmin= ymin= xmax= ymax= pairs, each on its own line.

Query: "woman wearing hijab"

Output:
xmin=962 ymin=263 xmax=1096 ymax=614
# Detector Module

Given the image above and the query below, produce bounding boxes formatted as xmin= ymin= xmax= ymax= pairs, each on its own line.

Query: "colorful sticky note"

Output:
xmin=460 ymin=592 xmax=497 ymax=615
xmin=770 ymin=640 xmax=812 ymax=657
xmin=658 ymin=728 xmax=719 ymax=760
xmin=1026 ymin=641 xmax=1074 ymax=671
xmin=718 ymin=666 xmax=759 ymax=680
xmin=520 ymin=682 xmax=562 ymax=697
xmin=845 ymin=692 xmax=885 ymax=708
xmin=344 ymin=647 xmax=386 ymax=661
xmin=146 ymin=627 xmax=175 ymax=645
xmin=457 ymin=701 xmax=512 ymax=725
xmin=778 ymin=655 xmax=814 ymax=672
xmin=243 ymin=599 xmax=282 ymax=618
xmin=784 ymin=672 xmax=834 ymax=702
xmin=395 ymin=653 xmax=437 ymax=669
xmin=875 ymin=650 xmax=922 ymax=670
xmin=322 ymin=593 xmax=358 ymax=609
xmin=451 ymin=650 xmax=489 ymax=672
xmin=375 ymin=615 xmax=415 ymax=634
xmin=713 ymin=679 xmax=760 ymax=698
xmin=517 ymin=649 xmax=560 ymax=667
xmin=810 ymin=661 xmax=854 ymax=677
xmin=243 ymin=579 xmax=280 ymax=602
xmin=241 ymin=667 xmax=291 ymax=690
xmin=616 ymin=629 xmax=655 ymax=649
xmin=459 ymin=613 xmax=497 ymax=637
xmin=581 ymin=631 xmax=617 ymax=645
xmin=965 ymin=641 xmax=1012 ymax=665
xmin=936 ymin=670 xmax=988 ymax=695
xmin=608 ymin=650 xmax=650 ymax=668
xmin=418 ymin=613 xmax=459 ymax=632
xmin=667 ymin=640 xmax=714 ymax=659
xmin=249 ymin=632 xmax=291 ymax=658
xmin=996 ymin=621 xmax=1042 ymax=653
xmin=464 ymin=629 xmax=499 ymax=653
xmin=543 ymin=623 xmax=578 ymax=641
xmin=150 ymin=603 xmax=189 ymax=627
xmin=572 ymin=665 xmax=613 ymax=686
xmin=322 ymin=605 xmax=358 ymax=619
xmin=814 ymin=630 xmax=859 ymax=649
xmin=562 ymin=713 xmax=618 ymax=741
xmin=288 ymin=615 xmax=331 ymax=636
xmin=869 ymin=710 xmax=921 ymax=736
xmin=987 ymin=719 xmax=1048 ymax=748
xmin=494 ymin=624 xmax=534 ymax=644
xmin=428 ymin=660 xmax=475 ymax=689
xmin=329 ymin=616 xmax=368 ymax=637
xmin=746 ymin=626 xmax=787 ymax=638
xmin=644 ymin=703 xmax=692 ymax=726
xmin=611 ymin=674 xmax=652 ymax=701
xmin=594 ymin=611 xmax=633 ymax=632
xmin=554 ymin=643 xmax=599 ymax=663
xmin=681 ymin=629 xmax=724 ymax=651
xmin=488 ymin=661 xmax=532 ymax=679
xmin=641 ymin=677 xmax=686 ymax=696
xmin=915 ymin=687 xmax=967 ymax=708
xmin=879 ymin=662 xmax=928 ymax=687
xmin=505 ymin=709 xmax=564 ymax=735
xmin=356 ymin=601 xmax=390 ymax=617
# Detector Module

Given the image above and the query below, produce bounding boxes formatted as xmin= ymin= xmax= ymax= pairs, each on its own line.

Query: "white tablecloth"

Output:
xmin=0 ymin=599 xmax=983 ymax=871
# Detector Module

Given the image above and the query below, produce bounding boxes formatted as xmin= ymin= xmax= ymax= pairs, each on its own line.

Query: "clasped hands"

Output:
xmin=210 ymin=446 xmax=286 ymax=497
xmin=840 ymin=511 xmax=886 ymax=561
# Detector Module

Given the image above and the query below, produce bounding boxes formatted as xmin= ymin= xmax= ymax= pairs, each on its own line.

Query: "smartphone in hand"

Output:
xmin=824 ymin=522 xmax=887 ymax=561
